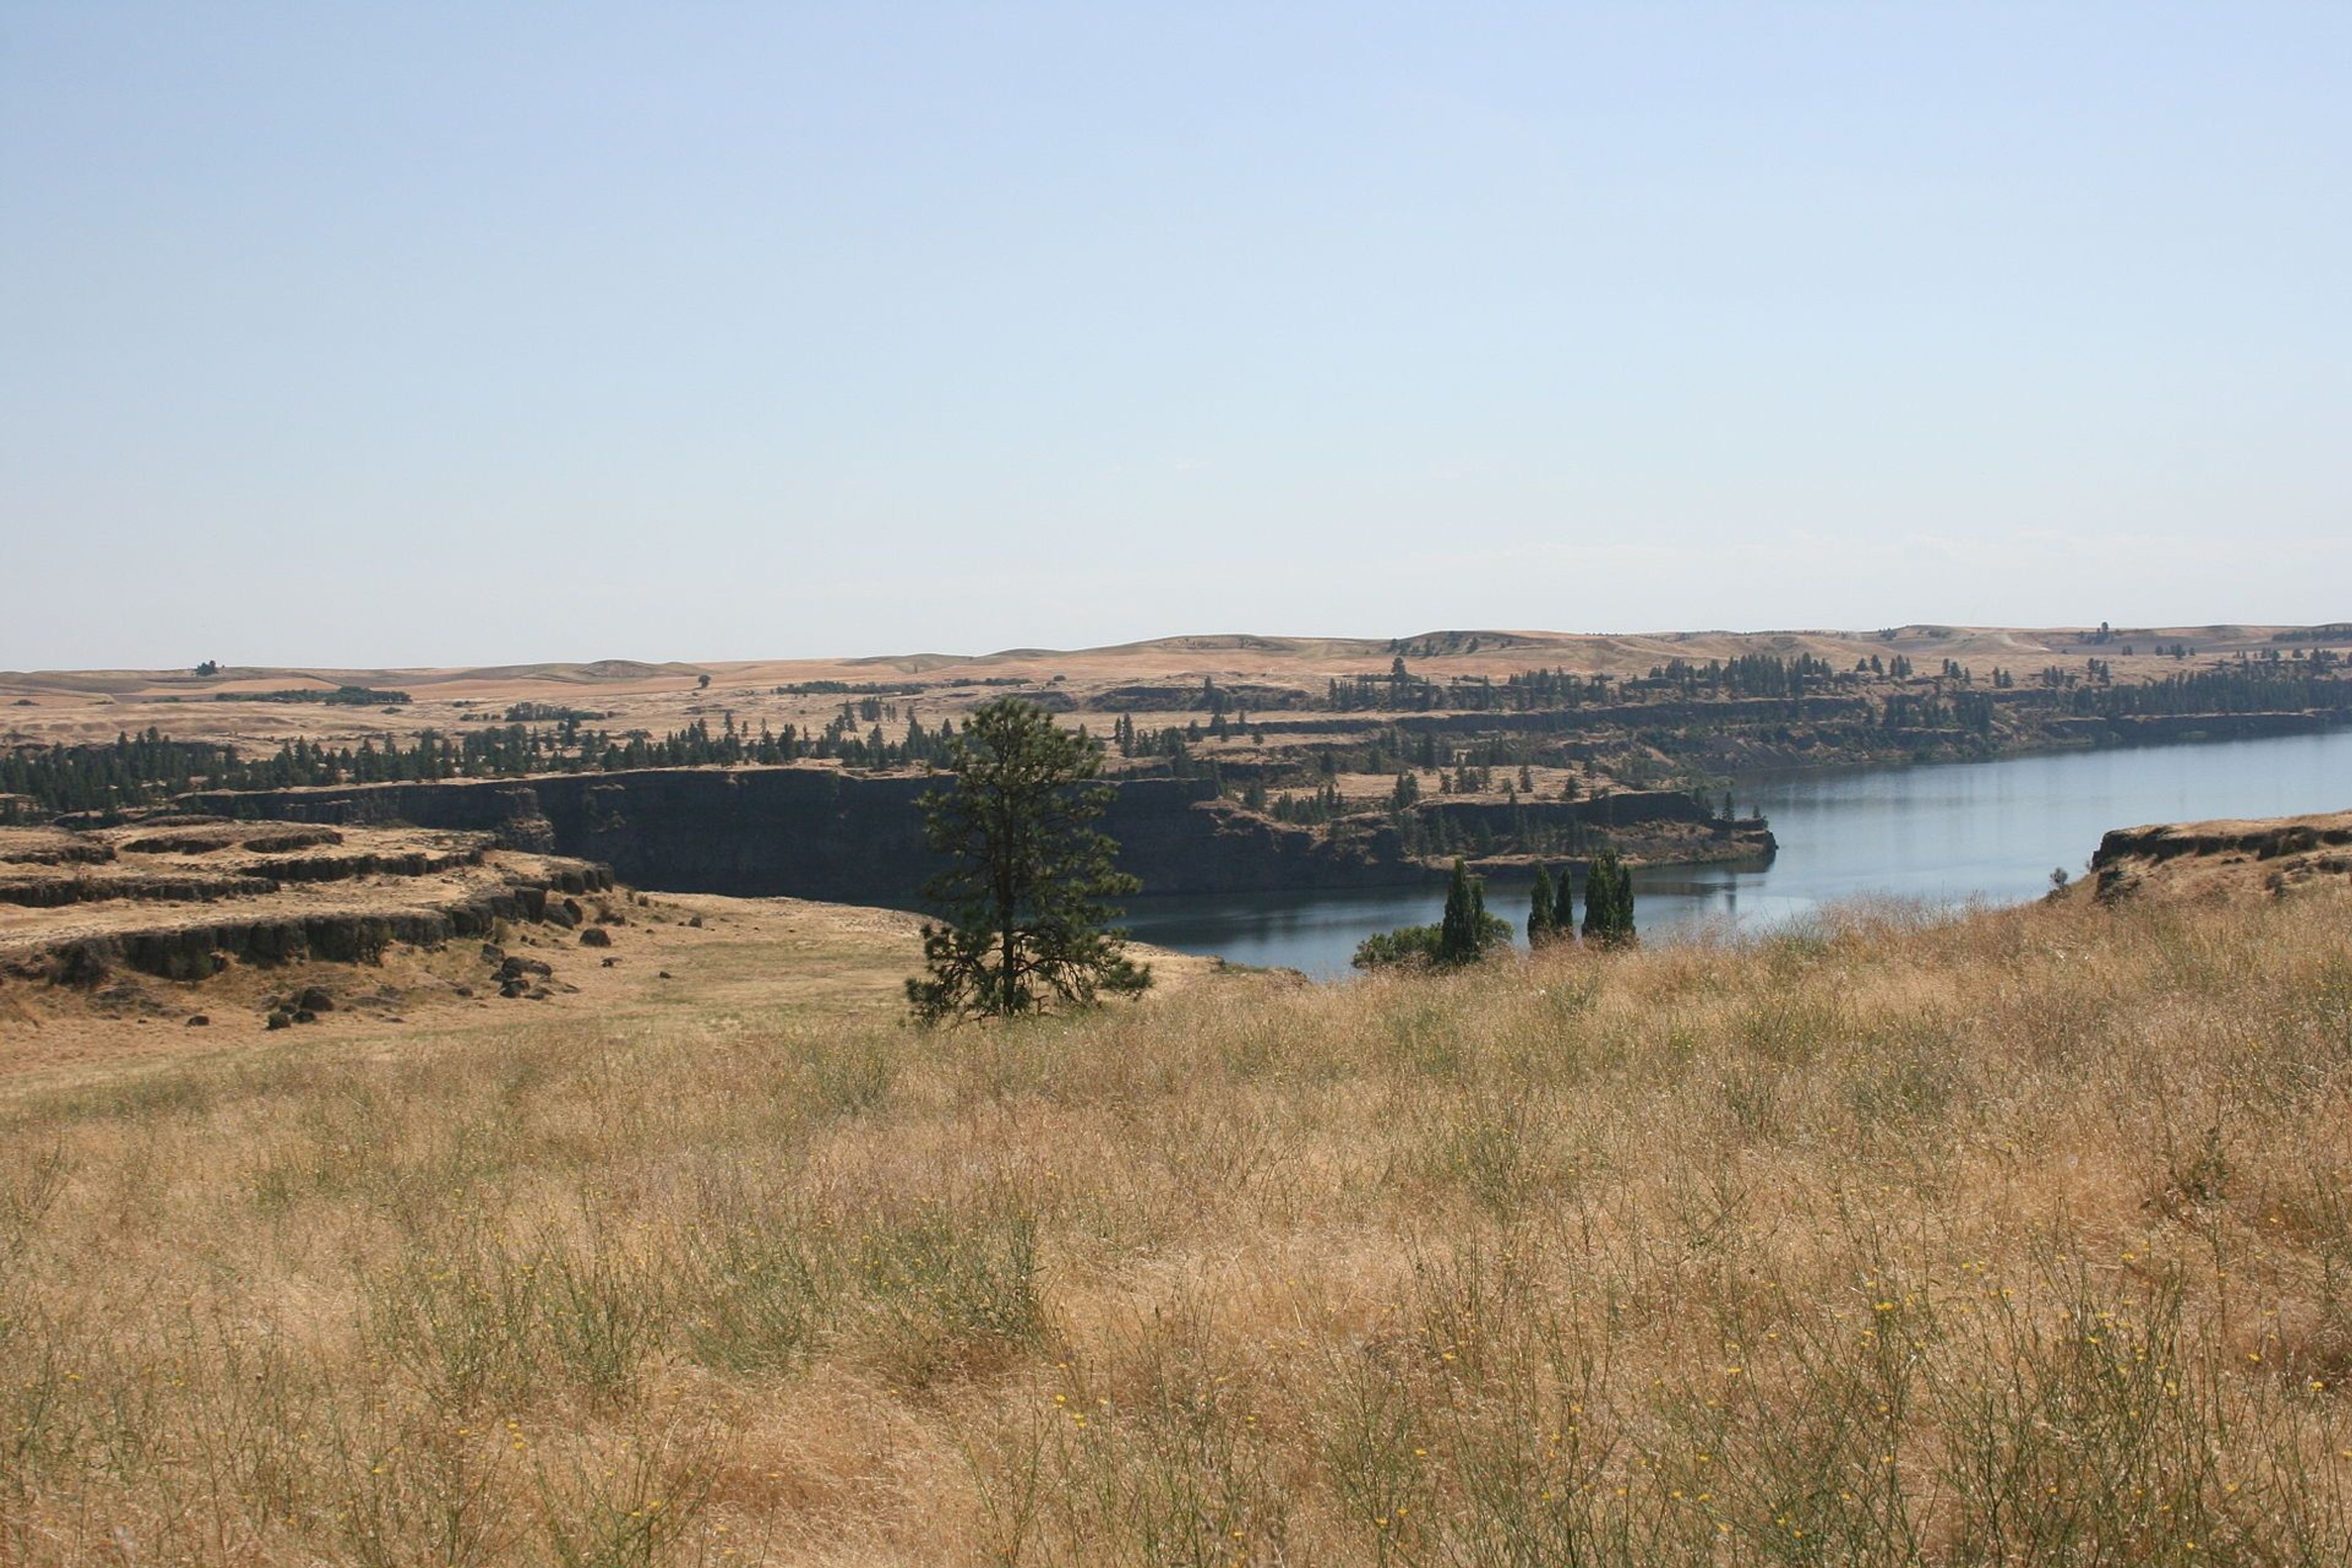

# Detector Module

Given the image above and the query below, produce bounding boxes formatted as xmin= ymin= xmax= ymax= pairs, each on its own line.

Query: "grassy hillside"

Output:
xmin=5 ymin=889 xmax=2351 ymax=1563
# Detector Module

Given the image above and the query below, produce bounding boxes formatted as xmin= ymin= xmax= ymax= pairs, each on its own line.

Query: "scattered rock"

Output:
xmin=657 ymin=970 xmax=673 ymax=979
xmin=600 ymin=956 xmax=619 ymax=968
xmin=292 ymin=1009 xmax=317 ymax=1025
xmin=687 ymin=915 xmax=704 ymax=929
xmin=480 ymin=943 xmax=506 ymax=964
xmin=265 ymin=1011 xmax=291 ymax=1030
xmin=296 ymin=985 xmax=335 ymax=1013
xmin=499 ymin=979 xmax=529 ymax=999
xmin=453 ymin=984 xmax=475 ymax=998
xmin=185 ymin=1014 xmax=209 ymax=1027
xmin=578 ymin=927 xmax=611 ymax=948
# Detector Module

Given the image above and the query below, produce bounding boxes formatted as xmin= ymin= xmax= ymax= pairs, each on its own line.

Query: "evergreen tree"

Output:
xmin=1355 ymin=859 xmax=1508 ymax=969
xmin=905 ymin=699 xmax=1150 ymax=1023
xmin=1581 ymin=850 xmax=1636 ymax=948
xmin=1438 ymin=858 xmax=1491 ymax=966
xmin=1528 ymin=865 xmax=1557 ymax=947
xmin=1552 ymin=864 xmax=1575 ymax=934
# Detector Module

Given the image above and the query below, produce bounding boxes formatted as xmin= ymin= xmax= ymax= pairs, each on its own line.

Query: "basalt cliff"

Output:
xmin=182 ymin=767 xmax=1773 ymax=905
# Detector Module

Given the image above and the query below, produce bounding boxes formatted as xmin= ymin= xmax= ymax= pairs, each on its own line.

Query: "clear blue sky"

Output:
xmin=4 ymin=3 xmax=2346 ymax=669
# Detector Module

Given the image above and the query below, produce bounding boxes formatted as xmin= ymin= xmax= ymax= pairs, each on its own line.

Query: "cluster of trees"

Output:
xmin=772 ymin=680 xmax=925 ymax=697
xmin=2065 ymin=665 xmax=2352 ymax=720
xmin=1323 ymin=650 xmax=1882 ymax=714
xmin=1882 ymin=691 xmax=1997 ymax=734
xmin=1 ymin=731 xmax=246 ymax=816
xmin=1394 ymin=806 xmax=1605 ymax=862
xmin=0 ymin=706 xmax=1042 ymax=813
xmin=1354 ymin=853 xmax=1637 ymax=971
xmin=1642 ymin=653 xmax=1842 ymax=698
xmin=2246 ymin=644 xmax=2343 ymax=667
xmin=1112 ymin=712 xmax=1264 ymax=760
xmin=1526 ymin=854 xmax=1634 ymax=948
xmin=221 ymin=686 xmax=412 ymax=706
xmin=1269 ymin=781 xmax=1347 ymax=826
xmin=1578 ymin=852 xmax=1637 ymax=946
xmin=1350 ymin=860 xmax=1514 ymax=969
xmin=502 ymin=703 xmax=610 ymax=725
xmin=1324 ymin=661 xmax=1619 ymax=713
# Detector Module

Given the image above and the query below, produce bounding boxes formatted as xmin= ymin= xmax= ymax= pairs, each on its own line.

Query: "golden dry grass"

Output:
xmin=3 ymin=622 xmax=2318 ymax=753
xmin=4 ymin=888 xmax=2352 ymax=1564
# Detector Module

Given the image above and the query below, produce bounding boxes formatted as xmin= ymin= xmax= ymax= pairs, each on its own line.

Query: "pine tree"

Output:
xmin=1552 ymin=864 xmax=1575 ymax=934
xmin=905 ymin=699 xmax=1151 ymax=1023
xmin=1528 ymin=865 xmax=1556 ymax=947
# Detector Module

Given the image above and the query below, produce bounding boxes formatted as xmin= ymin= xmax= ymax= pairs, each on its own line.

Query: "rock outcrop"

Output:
xmin=0 ymin=819 xmax=612 ymax=985
xmin=2087 ymin=811 xmax=2352 ymax=903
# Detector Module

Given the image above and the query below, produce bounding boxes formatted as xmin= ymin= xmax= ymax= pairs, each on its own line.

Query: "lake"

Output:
xmin=1117 ymin=728 xmax=2352 ymax=978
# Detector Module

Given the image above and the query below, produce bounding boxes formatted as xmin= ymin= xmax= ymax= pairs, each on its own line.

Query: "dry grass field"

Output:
xmin=5 ymin=884 xmax=2352 ymax=1564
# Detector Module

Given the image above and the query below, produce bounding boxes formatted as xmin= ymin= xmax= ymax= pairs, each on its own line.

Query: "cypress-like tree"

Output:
xmin=1551 ymin=862 xmax=1575 ymax=935
xmin=905 ymin=699 xmax=1152 ymax=1023
xmin=1438 ymin=858 xmax=1490 ymax=966
xmin=1528 ymin=865 xmax=1556 ymax=947
xmin=1581 ymin=850 xmax=1637 ymax=948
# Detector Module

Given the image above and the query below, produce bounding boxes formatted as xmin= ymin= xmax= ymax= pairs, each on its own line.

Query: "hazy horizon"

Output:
xmin=8 ymin=614 xmax=2349 ymax=681
xmin=6 ymin=3 xmax=2347 ymax=669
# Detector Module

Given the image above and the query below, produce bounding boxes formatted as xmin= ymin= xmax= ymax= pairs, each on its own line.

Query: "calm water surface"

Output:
xmin=1118 ymin=729 xmax=2352 ymax=979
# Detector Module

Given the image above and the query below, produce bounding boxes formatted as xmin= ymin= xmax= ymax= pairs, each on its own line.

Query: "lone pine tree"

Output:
xmin=905 ymin=698 xmax=1150 ymax=1023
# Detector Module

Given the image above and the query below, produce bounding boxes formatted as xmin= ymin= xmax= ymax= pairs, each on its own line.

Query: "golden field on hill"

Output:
xmin=6 ymin=882 xmax=2352 ymax=1564
xmin=1 ymin=622 xmax=2324 ymax=755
